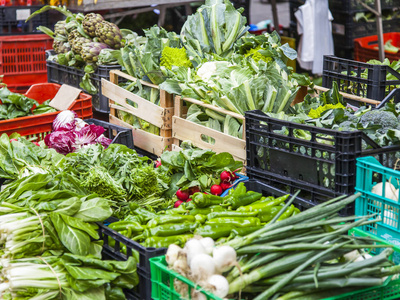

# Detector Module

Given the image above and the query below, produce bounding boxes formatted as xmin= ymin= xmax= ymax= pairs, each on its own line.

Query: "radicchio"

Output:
xmin=44 ymin=130 xmax=76 ymax=155
xmin=46 ymin=110 xmax=113 ymax=155
xmin=53 ymin=110 xmax=78 ymax=131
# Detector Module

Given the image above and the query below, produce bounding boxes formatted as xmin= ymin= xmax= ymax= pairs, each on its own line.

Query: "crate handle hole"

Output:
xmin=200 ymin=134 xmax=216 ymax=145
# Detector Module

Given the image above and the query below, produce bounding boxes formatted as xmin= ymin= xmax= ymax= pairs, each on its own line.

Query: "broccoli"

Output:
xmin=359 ymin=110 xmax=398 ymax=129
xmin=335 ymin=120 xmax=357 ymax=132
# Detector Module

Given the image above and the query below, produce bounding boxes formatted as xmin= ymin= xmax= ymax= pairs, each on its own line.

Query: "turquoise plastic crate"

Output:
xmin=355 ymin=156 xmax=400 ymax=263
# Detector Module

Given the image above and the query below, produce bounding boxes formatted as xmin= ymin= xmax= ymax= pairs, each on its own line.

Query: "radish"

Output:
xmin=9 ymin=139 xmax=17 ymax=142
xmin=32 ymin=142 xmax=40 ymax=147
xmin=210 ymin=185 xmax=223 ymax=196
xmin=220 ymin=182 xmax=231 ymax=191
xmin=176 ymin=189 xmax=190 ymax=201
xmin=190 ymin=253 xmax=215 ymax=282
xmin=207 ymin=275 xmax=229 ymax=298
xmin=174 ymin=200 xmax=184 ymax=208
xmin=186 ymin=198 xmax=192 ymax=203
xmin=189 ymin=186 xmax=201 ymax=195
xmin=213 ymin=245 xmax=237 ymax=273
xmin=220 ymin=171 xmax=232 ymax=182
xmin=155 ymin=160 xmax=162 ymax=168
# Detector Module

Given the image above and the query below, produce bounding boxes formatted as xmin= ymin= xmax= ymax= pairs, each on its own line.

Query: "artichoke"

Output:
xmin=82 ymin=13 xmax=104 ymax=37
xmin=68 ymin=29 xmax=82 ymax=44
xmin=65 ymin=20 xmax=79 ymax=34
xmin=70 ymin=36 xmax=92 ymax=55
xmin=81 ymin=42 xmax=110 ymax=63
xmin=95 ymin=21 xmax=123 ymax=49
xmin=54 ymin=20 xmax=67 ymax=36
xmin=53 ymin=40 xmax=71 ymax=54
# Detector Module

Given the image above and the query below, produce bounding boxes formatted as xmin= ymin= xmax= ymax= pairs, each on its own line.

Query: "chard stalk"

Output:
xmin=210 ymin=4 xmax=222 ymax=55
xmin=222 ymin=12 xmax=241 ymax=52
xmin=243 ymin=80 xmax=256 ymax=111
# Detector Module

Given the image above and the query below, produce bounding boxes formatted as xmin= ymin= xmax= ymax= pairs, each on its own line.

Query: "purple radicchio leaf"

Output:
xmin=44 ymin=130 xmax=76 ymax=155
xmin=53 ymin=110 xmax=78 ymax=131
xmin=95 ymin=134 xmax=112 ymax=148
xmin=72 ymin=124 xmax=105 ymax=149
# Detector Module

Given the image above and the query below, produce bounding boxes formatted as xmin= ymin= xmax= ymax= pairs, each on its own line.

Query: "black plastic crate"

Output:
xmin=322 ymin=55 xmax=400 ymax=100
xmin=329 ymin=0 xmax=400 ymax=14
xmin=84 ymin=118 xmax=134 ymax=149
xmin=0 ymin=5 xmax=48 ymax=34
xmin=245 ymin=110 xmax=400 ymax=215
xmin=98 ymin=220 xmax=166 ymax=300
xmin=46 ymin=50 xmax=122 ymax=114
xmin=331 ymin=13 xmax=400 ymax=49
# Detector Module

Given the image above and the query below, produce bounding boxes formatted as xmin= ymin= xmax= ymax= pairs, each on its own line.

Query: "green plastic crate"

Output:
xmin=355 ymin=156 xmax=400 ymax=263
xmin=149 ymin=228 xmax=400 ymax=300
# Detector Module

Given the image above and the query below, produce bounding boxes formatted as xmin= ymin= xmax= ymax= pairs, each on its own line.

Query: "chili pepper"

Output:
xmin=228 ymin=182 xmax=247 ymax=198
xmin=276 ymin=204 xmax=295 ymax=222
xmin=207 ymin=211 xmax=258 ymax=220
xmin=143 ymin=234 xmax=193 ymax=248
xmin=192 ymin=193 xmax=224 ymax=208
xmin=188 ymin=206 xmax=226 ymax=215
xmin=258 ymin=206 xmax=283 ymax=223
xmin=236 ymin=194 xmax=290 ymax=212
xmin=143 ymin=222 xmax=198 ymax=238
xmin=164 ymin=205 xmax=188 ymax=215
xmin=108 ymin=221 xmax=144 ymax=234
xmin=123 ymin=215 xmax=142 ymax=224
xmin=206 ymin=217 xmax=261 ymax=228
xmin=230 ymin=226 xmax=264 ymax=237
xmin=147 ymin=215 xmax=195 ymax=228
xmin=194 ymin=224 xmax=237 ymax=239
xmin=195 ymin=214 xmax=207 ymax=224
xmin=250 ymin=196 xmax=275 ymax=205
xmin=131 ymin=206 xmax=158 ymax=222
xmin=292 ymin=207 xmax=301 ymax=216
xmin=222 ymin=191 xmax=263 ymax=209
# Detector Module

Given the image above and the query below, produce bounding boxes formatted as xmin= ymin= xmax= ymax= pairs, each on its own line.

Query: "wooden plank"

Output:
xmin=108 ymin=71 xmax=119 ymax=120
xmin=313 ymin=85 xmax=381 ymax=105
xmin=172 ymin=116 xmax=246 ymax=160
xmin=111 ymin=70 xmax=159 ymax=90
xmin=110 ymin=115 xmax=171 ymax=156
xmin=172 ymin=144 xmax=183 ymax=152
xmin=160 ymin=90 xmax=174 ymax=138
xmin=102 ymin=79 xmax=165 ymax=128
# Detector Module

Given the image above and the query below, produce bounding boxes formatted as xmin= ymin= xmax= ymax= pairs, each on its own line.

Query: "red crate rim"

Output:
xmin=0 ymin=34 xmax=52 ymax=42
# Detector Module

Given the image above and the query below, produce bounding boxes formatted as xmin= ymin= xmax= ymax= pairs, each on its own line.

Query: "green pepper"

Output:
xmin=147 ymin=215 xmax=195 ymax=228
xmin=132 ymin=207 xmax=158 ymax=222
xmin=143 ymin=222 xmax=199 ymax=238
xmin=206 ymin=217 xmax=261 ymax=228
xmin=123 ymin=215 xmax=142 ymax=224
xmin=207 ymin=211 xmax=258 ymax=220
xmin=237 ymin=194 xmax=290 ymax=212
xmin=194 ymin=224 xmax=237 ymax=239
xmin=258 ymin=206 xmax=283 ymax=223
xmin=222 ymin=191 xmax=263 ymax=209
xmin=193 ymin=193 xmax=224 ymax=208
xmin=276 ymin=204 xmax=295 ymax=222
xmin=292 ymin=207 xmax=301 ymax=216
xmin=195 ymin=214 xmax=207 ymax=224
xmin=250 ymin=196 xmax=275 ymax=205
xmin=228 ymin=182 xmax=247 ymax=198
xmin=143 ymin=234 xmax=193 ymax=248
xmin=188 ymin=206 xmax=226 ymax=215
xmin=164 ymin=205 xmax=188 ymax=215
xmin=108 ymin=221 xmax=144 ymax=234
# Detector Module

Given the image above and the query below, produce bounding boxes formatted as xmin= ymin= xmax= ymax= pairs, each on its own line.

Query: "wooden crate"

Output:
xmin=172 ymin=96 xmax=246 ymax=161
xmin=101 ymin=70 xmax=173 ymax=156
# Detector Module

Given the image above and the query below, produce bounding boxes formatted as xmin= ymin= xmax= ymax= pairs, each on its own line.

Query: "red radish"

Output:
xmin=186 ymin=198 xmax=192 ymax=202
xmin=9 ymin=139 xmax=17 ymax=142
xmin=155 ymin=160 xmax=162 ymax=168
xmin=220 ymin=171 xmax=232 ymax=182
xmin=220 ymin=182 xmax=231 ymax=191
xmin=231 ymin=173 xmax=239 ymax=181
xmin=210 ymin=185 xmax=223 ymax=196
xmin=176 ymin=189 xmax=190 ymax=201
xmin=189 ymin=186 xmax=201 ymax=195
xmin=174 ymin=200 xmax=184 ymax=208
xmin=32 ymin=142 xmax=40 ymax=147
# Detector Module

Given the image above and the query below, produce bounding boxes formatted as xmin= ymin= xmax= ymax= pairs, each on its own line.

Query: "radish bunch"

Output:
xmin=175 ymin=186 xmax=201 ymax=207
xmin=210 ymin=171 xmax=239 ymax=196
xmin=166 ymin=238 xmax=237 ymax=299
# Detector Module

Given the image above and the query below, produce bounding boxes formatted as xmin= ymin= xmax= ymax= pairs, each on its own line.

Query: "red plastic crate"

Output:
xmin=0 ymin=34 xmax=53 ymax=91
xmin=354 ymin=32 xmax=400 ymax=62
xmin=0 ymin=83 xmax=93 ymax=141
